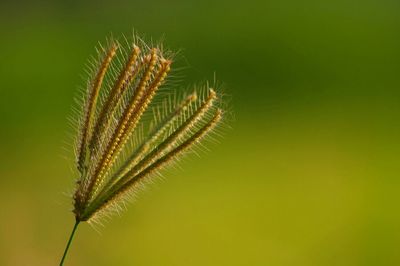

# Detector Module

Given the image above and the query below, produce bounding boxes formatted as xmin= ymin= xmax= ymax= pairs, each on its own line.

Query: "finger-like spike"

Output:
xmin=77 ymin=43 xmax=117 ymax=173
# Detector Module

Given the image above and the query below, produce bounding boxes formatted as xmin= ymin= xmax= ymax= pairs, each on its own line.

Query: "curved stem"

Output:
xmin=59 ymin=220 xmax=80 ymax=266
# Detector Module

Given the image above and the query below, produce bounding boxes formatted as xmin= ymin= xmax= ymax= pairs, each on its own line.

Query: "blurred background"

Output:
xmin=1 ymin=0 xmax=400 ymax=265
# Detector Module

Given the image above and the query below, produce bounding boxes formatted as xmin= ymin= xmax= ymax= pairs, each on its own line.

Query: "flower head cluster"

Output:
xmin=71 ymin=35 xmax=224 ymax=222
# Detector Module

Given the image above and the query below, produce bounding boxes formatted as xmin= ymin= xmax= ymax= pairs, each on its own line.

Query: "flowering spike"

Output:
xmin=71 ymin=34 xmax=226 ymax=223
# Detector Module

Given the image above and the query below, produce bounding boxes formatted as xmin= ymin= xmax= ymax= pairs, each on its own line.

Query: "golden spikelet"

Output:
xmin=77 ymin=43 xmax=118 ymax=173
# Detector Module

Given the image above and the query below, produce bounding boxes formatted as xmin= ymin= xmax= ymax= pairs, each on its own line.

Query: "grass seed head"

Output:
xmin=71 ymin=33 xmax=225 ymax=222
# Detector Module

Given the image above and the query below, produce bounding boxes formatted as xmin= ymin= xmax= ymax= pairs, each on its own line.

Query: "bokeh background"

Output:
xmin=1 ymin=0 xmax=400 ymax=265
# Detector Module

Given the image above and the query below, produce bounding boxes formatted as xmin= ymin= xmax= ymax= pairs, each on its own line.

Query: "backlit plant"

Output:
xmin=59 ymin=33 xmax=225 ymax=265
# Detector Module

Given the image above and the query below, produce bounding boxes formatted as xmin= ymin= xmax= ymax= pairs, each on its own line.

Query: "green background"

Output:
xmin=1 ymin=0 xmax=400 ymax=265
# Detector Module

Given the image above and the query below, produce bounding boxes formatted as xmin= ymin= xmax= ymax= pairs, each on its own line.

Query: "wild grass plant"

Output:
xmin=59 ymin=33 xmax=226 ymax=265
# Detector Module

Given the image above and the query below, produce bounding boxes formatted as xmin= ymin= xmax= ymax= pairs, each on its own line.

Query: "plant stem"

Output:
xmin=59 ymin=220 xmax=80 ymax=266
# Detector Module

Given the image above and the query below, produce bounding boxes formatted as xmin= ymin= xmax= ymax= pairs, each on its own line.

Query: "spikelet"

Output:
xmin=71 ymin=34 xmax=225 ymax=222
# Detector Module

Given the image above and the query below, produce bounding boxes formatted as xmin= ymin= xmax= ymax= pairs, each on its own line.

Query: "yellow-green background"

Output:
xmin=1 ymin=0 xmax=400 ymax=265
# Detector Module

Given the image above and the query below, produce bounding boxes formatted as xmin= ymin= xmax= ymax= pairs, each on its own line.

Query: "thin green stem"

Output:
xmin=59 ymin=220 xmax=80 ymax=266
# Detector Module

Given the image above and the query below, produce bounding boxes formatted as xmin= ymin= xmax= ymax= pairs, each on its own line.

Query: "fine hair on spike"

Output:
xmin=59 ymin=31 xmax=228 ymax=266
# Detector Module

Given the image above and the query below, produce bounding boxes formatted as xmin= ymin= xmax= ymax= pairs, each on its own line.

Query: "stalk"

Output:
xmin=59 ymin=220 xmax=80 ymax=266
